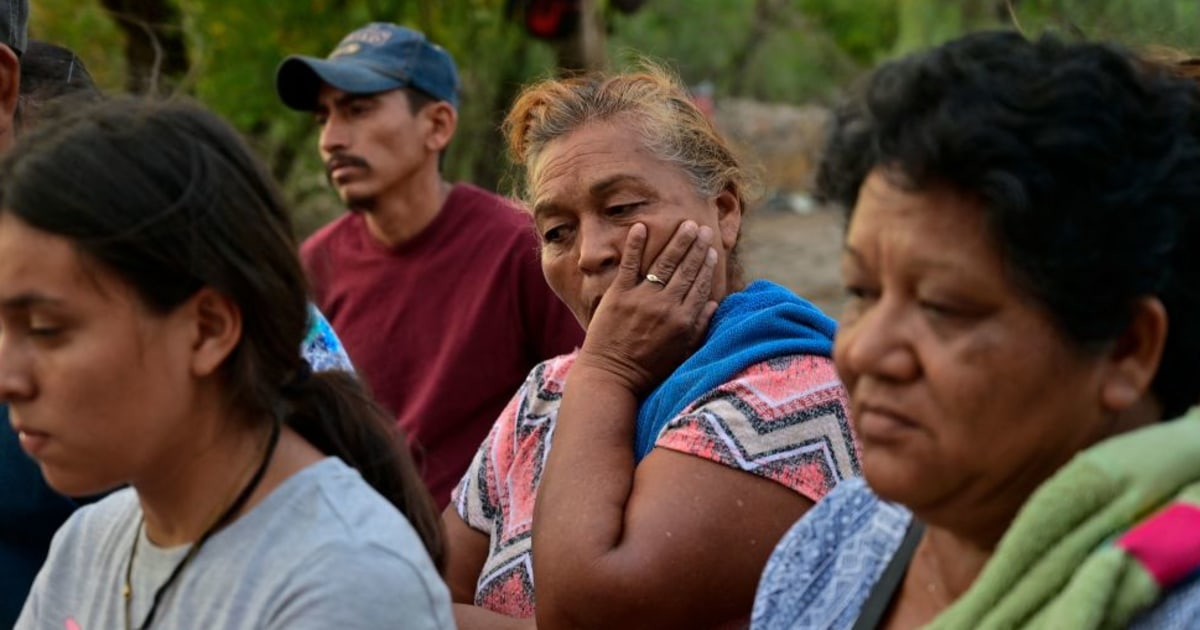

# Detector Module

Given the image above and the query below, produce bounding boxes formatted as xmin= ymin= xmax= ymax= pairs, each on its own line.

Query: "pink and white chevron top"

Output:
xmin=452 ymin=351 xmax=860 ymax=618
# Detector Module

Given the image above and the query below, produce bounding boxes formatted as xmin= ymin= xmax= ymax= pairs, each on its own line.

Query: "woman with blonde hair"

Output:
xmin=445 ymin=64 xmax=860 ymax=629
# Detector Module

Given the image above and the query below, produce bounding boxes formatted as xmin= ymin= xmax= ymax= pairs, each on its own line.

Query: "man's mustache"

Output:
xmin=325 ymin=154 xmax=370 ymax=181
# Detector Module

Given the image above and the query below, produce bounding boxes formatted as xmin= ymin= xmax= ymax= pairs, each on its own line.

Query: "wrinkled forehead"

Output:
xmin=526 ymin=118 xmax=655 ymax=199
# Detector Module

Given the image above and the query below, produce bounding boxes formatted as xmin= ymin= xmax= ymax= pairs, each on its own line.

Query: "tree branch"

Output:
xmin=99 ymin=0 xmax=189 ymax=94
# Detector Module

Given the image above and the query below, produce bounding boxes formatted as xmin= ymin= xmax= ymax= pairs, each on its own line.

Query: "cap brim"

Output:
xmin=275 ymin=55 xmax=406 ymax=111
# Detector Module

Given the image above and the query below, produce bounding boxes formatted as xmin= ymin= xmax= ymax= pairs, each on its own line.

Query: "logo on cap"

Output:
xmin=341 ymin=24 xmax=394 ymax=47
xmin=330 ymin=42 xmax=362 ymax=58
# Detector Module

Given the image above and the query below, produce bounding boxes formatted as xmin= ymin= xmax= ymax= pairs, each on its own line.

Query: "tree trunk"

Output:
xmin=892 ymin=0 xmax=1002 ymax=56
xmin=99 ymin=0 xmax=189 ymax=94
xmin=470 ymin=35 xmax=532 ymax=191
xmin=552 ymin=0 xmax=607 ymax=74
xmin=728 ymin=0 xmax=782 ymax=97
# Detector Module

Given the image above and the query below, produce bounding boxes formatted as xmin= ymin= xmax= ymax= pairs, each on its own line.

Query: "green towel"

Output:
xmin=926 ymin=409 xmax=1200 ymax=630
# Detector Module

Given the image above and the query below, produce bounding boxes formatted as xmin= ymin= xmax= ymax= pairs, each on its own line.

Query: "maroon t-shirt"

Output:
xmin=301 ymin=184 xmax=584 ymax=506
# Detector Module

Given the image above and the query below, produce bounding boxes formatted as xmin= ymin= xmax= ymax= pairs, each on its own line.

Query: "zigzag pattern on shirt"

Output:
xmin=457 ymin=352 xmax=859 ymax=617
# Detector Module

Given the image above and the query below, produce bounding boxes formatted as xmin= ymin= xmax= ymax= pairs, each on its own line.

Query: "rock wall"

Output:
xmin=713 ymin=97 xmax=831 ymax=199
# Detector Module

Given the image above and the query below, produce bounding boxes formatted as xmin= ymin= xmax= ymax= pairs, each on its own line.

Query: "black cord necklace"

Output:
xmin=122 ymin=419 xmax=282 ymax=630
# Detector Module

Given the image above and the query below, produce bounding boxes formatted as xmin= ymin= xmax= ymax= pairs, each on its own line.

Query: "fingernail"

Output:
xmin=706 ymin=247 xmax=718 ymax=265
xmin=698 ymin=225 xmax=714 ymax=245
xmin=681 ymin=220 xmax=698 ymax=236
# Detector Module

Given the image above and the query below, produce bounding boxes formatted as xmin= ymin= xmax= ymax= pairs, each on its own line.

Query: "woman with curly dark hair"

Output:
xmin=753 ymin=31 xmax=1200 ymax=629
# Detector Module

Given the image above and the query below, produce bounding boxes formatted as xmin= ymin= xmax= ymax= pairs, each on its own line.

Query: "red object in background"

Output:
xmin=506 ymin=0 xmax=651 ymax=40
xmin=524 ymin=0 xmax=581 ymax=40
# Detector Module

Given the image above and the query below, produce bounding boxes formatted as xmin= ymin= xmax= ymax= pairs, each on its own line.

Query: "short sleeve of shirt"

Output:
xmin=451 ymin=400 xmax=512 ymax=534
xmin=267 ymin=542 xmax=454 ymax=630
xmin=452 ymin=356 xmax=573 ymax=535
xmin=449 ymin=355 xmax=575 ymax=617
xmin=655 ymin=354 xmax=859 ymax=503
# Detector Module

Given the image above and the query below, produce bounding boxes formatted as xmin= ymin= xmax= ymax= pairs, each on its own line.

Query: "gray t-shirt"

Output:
xmin=16 ymin=457 xmax=453 ymax=630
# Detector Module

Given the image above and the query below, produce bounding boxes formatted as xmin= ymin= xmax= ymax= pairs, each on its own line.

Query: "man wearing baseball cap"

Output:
xmin=276 ymin=23 xmax=582 ymax=508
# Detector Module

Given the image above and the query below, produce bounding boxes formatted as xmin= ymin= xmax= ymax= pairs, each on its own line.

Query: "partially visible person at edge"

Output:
xmin=7 ymin=98 xmax=451 ymax=629
xmin=752 ymin=31 xmax=1200 ymax=630
xmin=445 ymin=63 xmax=860 ymax=630
xmin=15 ymin=40 xmax=97 ymax=128
xmin=0 ymin=6 xmax=45 ymax=626
xmin=275 ymin=22 xmax=585 ymax=507
xmin=0 ymin=39 xmax=355 ymax=628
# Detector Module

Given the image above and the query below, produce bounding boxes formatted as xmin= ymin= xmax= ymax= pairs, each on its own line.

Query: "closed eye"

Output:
xmin=844 ymin=285 xmax=879 ymax=302
xmin=839 ymin=285 xmax=877 ymax=324
xmin=918 ymin=299 xmax=978 ymax=322
xmin=605 ymin=202 xmax=645 ymax=217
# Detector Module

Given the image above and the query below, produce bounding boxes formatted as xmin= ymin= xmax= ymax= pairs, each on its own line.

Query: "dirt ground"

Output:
xmin=739 ymin=206 xmax=846 ymax=317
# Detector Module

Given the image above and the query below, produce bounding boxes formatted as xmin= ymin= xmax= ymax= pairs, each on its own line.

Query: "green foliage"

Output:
xmin=28 ymin=0 xmax=1200 ymax=235
xmin=1014 ymin=0 xmax=1200 ymax=51
xmin=794 ymin=0 xmax=898 ymax=64
xmin=608 ymin=0 xmax=755 ymax=82
xmin=33 ymin=0 xmax=551 ymax=233
xmin=608 ymin=0 xmax=871 ymax=103
xmin=29 ymin=0 xmax=124 ymax=91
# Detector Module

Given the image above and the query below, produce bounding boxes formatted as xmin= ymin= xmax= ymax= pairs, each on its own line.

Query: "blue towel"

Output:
xmin=633 ymin=280 xmax=838 ymax=462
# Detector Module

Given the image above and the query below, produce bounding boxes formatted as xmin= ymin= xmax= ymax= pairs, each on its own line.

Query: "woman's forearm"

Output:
xmin=532 ymin=364 xmax=641 ymax=626
xmin=531 ymin=222 xmax=718 ymax=628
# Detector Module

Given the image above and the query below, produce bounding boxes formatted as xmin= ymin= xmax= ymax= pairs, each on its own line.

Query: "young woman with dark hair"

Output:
xmin=5 ymin=97 xmax=452 ymax=629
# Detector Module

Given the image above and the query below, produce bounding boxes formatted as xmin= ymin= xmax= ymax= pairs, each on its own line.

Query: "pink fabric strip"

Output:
xmin=1117 ymin=502 xmax=1200 ymax=588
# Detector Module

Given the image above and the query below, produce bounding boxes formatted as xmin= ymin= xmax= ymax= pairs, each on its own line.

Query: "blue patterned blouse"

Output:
xmin=303 ymin=304 xmax=352 ymax=372
xmin=751 ymin=478 xmax=1200 ymax=630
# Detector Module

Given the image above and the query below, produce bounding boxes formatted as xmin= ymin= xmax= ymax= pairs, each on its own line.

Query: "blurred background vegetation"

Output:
xmin=27 ymin=0 xmax=1200 ymax=234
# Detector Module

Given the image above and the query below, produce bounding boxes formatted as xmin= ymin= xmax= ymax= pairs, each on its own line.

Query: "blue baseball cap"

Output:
xmin=276 ymin=22 xmax=459 ymax=111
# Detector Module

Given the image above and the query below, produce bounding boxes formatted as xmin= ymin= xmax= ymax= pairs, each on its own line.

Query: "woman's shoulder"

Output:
xmin=703 ymin=353 xmax=848 ymax=422
xmin=267 ymin=538 xmax=455 ymax=629
xmin=656 ymin=352 xmax=859 ymax=502
xmin=758 ymin=478 xmax=909 ymax=577
xmin=728 ymin=353 xmax=849 ymax=418
xmin=255 ymin=459 xmax=452 ymax=626
xmin=169 ymin=458 xmax=450 ymax=621
xmin=752 ymin=478 xmax=912 ymax=630
xmin=253 ymin=458 xmax=429 ymax=548
xmin=21 ymin=487 xmax=140 ymax=619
